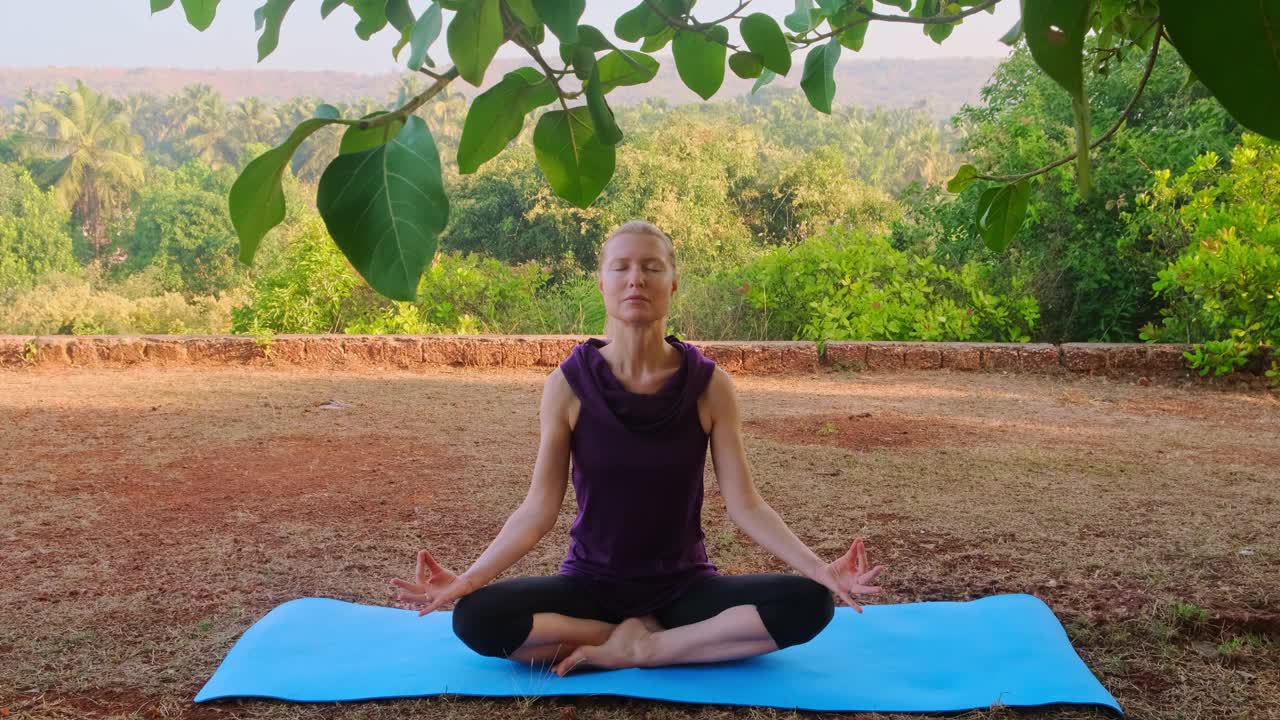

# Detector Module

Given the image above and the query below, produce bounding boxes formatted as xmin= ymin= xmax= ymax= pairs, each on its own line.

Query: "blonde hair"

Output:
xmin=598 ymin=220 xmax=676 ymax=273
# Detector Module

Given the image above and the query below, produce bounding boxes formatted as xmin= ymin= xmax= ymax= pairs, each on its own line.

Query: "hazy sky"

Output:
xmin=0 ymin=0 xmax=1018 ymax=73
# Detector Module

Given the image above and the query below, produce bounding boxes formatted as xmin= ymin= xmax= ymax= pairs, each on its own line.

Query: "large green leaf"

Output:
xmin=387 ymin=0 xmax=415 ymax=58
xmin=800 ymin=38 xmax=841 ymax=113
xmin=785 ymin=0 xmax=817 ymax=32
xmin=975 ymin=180 xmax=1030 ymax=252
xmin=534 ymin=0 xmax=584 ymax=43
xmin=457 ymin=67 xmax=558 ymax=173
xmin=339 ymin=112 xmax=405 ymax=155
xmin=1023 ymin=0 xmax=1091 ymax=197
xmin=586 ymin=67 xmax=624 ymax=145
xmin=505 ymin=0 xmax=540 ymax=27
xmin=673 ymin=26 xmax=729 ymax=100
xmin=1161 ymin=1 xmax=1280 ymax=140
xmin=831 ymin=0 xmax=872 ymax=51
xmin=407 ymin=3 xmax=442 ymax=70
xmin=558 ymin=25 xmax=611 ymax=66
xmin=877 ymin=0 xmax=911 ymax=9
xmin=740 ymin=13 xmax=791 ymax=75
xmin=447 ymin=0 xmax=503 ymax=85
xmin=347 ymin=0 xmax=388 ymax=38
xmin=615 ymin=2 xmax=666 ymax=42
xmin=151 ymin=0 xmax=176 ymax=12
xmin=641 ymin=26 xmax=676 ymax=51
xmin=533 ymin=107 xmax=615 ymax=209
xmin=320 ymin=0 xmax=343 ymax=18
xmin=946 ymin=163 xmax=977 ymax=193
xmin=385 ymin=0 xmax=414 ymax=31
xmin=180 ymin=0 xmax=219 ymax=30
xmin=729 ymin=52 xmax=765 ymax=79
xmin=316 ymin=116 xmax=449 ymax=302
xmin=752 ymin=68 xmax=778 ymax=94
xmin=254 ymin=0 xmax=296 ymax=61
xmin=596 ymin=50 xmax=659 ymax=92
xmin=230 ymin=105 xmax=341 ymax=265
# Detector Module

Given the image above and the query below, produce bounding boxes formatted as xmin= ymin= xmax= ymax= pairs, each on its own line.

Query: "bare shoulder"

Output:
xmin=542 ymin=366 xmax=580 ymax=430
xmin=699 ymin=366 xmax=739 ymax=434
xmin=705 ymin=366 xmax=738 ymax=401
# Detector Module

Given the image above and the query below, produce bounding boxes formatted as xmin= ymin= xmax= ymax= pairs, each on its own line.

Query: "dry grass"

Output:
xmin=1 ymin=366 xmax=1278 ymax=720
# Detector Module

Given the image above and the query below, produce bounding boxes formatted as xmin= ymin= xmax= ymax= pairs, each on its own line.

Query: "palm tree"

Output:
xmin=230 ymin=96 xmax=281 ymax=148
xmin=19 ymin=81 xmax=145 ymax=263
xmin=180 ymin=91 xmax=239 ymax=169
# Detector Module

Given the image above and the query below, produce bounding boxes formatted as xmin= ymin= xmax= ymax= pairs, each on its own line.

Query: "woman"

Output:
xmin=390 ymin=220 xmax=885 ymax=677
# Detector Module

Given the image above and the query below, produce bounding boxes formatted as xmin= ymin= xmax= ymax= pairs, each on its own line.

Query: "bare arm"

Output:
xmin=459 ymin=368 xmax=574 ymax=588
xmin=706 ymin=368 xmax=826 ymax=580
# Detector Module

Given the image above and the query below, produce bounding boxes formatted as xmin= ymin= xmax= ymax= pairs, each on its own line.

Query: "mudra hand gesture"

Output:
xmin=389 ymin=549 xmax=478 ymax=617
xmin=811 ymin=538 xmax=884 ymax=613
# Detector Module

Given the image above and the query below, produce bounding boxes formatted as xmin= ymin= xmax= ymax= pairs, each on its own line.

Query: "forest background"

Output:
xmin=1 ymin=39 xmax=1275 ymax=380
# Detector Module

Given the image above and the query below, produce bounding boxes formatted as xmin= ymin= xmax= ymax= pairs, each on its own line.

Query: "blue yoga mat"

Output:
xmin=194 ymin=593 xmax=1121 ymax=714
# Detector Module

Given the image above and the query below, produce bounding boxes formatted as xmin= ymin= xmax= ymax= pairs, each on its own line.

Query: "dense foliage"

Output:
xmin=1 ymin=24 xmax=1276 ymax=381
xmin=142 ymin=0 xmax=1280 ymax=303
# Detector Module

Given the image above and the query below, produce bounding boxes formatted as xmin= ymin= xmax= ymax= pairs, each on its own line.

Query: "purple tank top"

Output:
xmin=557 ymin=334 xmax=721 ymax=617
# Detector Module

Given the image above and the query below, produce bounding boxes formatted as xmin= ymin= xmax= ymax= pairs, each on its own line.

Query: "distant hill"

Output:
xmin=0 ymin=56 xmax=1001 ymax=120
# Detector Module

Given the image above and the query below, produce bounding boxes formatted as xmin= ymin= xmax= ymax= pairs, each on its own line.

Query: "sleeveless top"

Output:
xmin=557 ymin=334 xmax=721 ymax=618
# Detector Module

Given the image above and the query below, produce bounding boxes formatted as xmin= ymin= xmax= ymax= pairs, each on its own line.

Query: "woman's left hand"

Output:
xmin=810 ymin=537 xmax=885 ymax=613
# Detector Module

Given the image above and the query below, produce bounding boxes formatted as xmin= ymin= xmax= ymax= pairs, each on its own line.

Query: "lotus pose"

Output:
xmin=390 ymin=220 xmax=885 ymax=677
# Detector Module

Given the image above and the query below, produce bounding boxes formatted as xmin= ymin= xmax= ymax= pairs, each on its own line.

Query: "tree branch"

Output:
xmin=513 ymin=32 xmax=574 ymax=114
xmin=794 ymin=0 xmax=1001 ymax=47
xmin=858 ymin=0 xmax=1002 ymax=25
xmin=975 ymin=23 xmax=1164 ymax=184
xmin=643 ymin=0 xmax=744 ymax=52
xmin=357 ymin=66 xmax=460 ymax=129
xmin=688 ymin=0 xmax=752 ymax=30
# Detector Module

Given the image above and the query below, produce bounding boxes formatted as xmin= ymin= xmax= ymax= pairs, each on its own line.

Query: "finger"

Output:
xmin=841 ymin=591 xmax=862 ymax=613
xmin=857 ymin=566 xmax=885 ymax=584
xmin=857 ymin=538 xmax=869 ymax=574
xmin=399 ymin=590 xmax=434 ymax=603
xmin=555 ymin=648 xmax=586 ymax=676
xmin=418 ymin=597 xmax=445 ymax=617
xmin=416 ymin=550 xmax=427 ymax=584
xmin=422 ymin=550 xmax=445 ymax=573
xmin=390 ymin=578 xmax=424 ymax=592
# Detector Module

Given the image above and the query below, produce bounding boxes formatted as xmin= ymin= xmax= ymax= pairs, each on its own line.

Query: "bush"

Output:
xmin=233 ymin=216 xmax=557 ymax=335
xmin=0 ymin=163 xmax=76 ymax=289
xmin=1132 ymin=135 xmax=1280 ymax=381
xmin=0 ymin=272 xmax=239 ymax=335
xmin=735 ymin=227 xmax=1038 ymax=343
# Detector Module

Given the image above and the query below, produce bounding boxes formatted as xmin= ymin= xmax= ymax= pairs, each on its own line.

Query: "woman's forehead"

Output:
xmin=603 ymin=233 xmax=668 ymax=261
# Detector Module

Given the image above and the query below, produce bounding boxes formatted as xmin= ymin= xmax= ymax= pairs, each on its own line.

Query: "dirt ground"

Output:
xmin=2 ymin=366 xmax=1278 ymax=720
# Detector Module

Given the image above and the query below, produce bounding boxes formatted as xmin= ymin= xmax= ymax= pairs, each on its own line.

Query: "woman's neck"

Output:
xmin=601 ymin=320 xmax=679 ymax=384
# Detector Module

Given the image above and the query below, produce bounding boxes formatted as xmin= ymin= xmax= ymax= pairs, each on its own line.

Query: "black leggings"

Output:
xmin=452 ymin=574 xmax=835 ymax=659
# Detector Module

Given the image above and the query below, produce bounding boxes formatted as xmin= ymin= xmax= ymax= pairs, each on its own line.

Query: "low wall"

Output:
xmin=0 ymin=334 xmax=1248 ymax=380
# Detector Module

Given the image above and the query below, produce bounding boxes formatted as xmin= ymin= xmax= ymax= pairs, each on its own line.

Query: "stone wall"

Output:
xmin=0 ymin=334 xmax=1254 ymax=380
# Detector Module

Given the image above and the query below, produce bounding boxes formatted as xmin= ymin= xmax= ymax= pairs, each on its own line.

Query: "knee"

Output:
xmin=451 ymin=592 xmax=529 ymax=659
xmin=762 ymin=579 xmax=835 ymax=649
xmin=793 ymin=579 xmax=835 ymax=643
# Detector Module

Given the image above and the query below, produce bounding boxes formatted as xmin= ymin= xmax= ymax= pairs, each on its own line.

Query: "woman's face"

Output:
xmin=598 ymin=232 xmax=677 ymax=327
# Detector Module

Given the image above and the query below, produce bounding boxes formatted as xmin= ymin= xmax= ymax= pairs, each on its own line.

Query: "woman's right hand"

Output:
xmin=389 ymin=549 xmax=479 ymax=617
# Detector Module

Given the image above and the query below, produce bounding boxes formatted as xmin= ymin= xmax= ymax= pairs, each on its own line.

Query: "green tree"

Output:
xmin=119 ymin=162 xmax=243 ymax=295
xmin=148 ymin=0 xmax=1280 ymax=302
xmin=16 ymin=81 xmax=145 ymax=263
xmin=921 ymin=44 xmax=1240 ymax=342
xmin=0 ymin=163 xmax=77 ymax=290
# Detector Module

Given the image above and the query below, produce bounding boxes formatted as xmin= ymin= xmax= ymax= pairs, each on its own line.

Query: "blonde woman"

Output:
xmin=390 ymin=220 xmax=884 ymax=677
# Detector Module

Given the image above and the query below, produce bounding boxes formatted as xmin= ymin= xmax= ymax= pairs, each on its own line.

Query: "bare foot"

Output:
xmin=635 ymin=614 xmax=664 ymax=632
xmin=551 ymin=617 xmax=657 ymax=676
